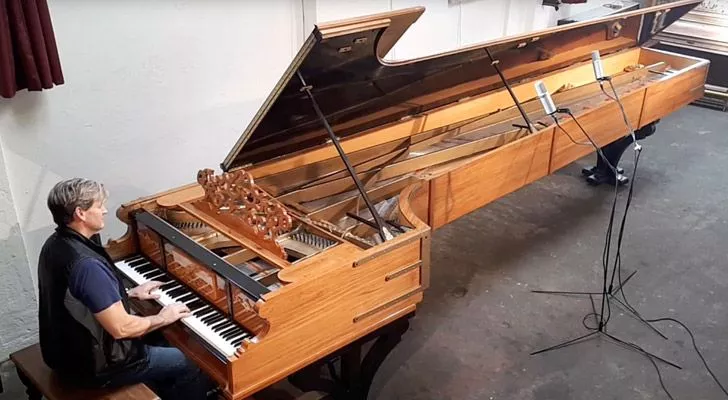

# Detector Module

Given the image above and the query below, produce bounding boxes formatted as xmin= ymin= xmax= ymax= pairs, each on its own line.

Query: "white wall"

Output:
xmin=0 ymin=0 xmax=575 ymax=357
xmin=0 ymin=0 xmax=300 ymax=285
xmin=312 ymin=0 xmax=559 ymax=60
xmin=0 ymin=144 xmax=37 ymax=356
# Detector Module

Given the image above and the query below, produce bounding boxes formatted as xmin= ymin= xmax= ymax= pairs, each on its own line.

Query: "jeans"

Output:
xmin=105 ymin=345 xmax=216 ymax=400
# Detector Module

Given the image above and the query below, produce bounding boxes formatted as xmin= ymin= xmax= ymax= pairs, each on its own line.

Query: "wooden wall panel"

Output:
xmin=550 ymin=89 xmax=645 ymax=173
xmin=640 ymin=64 xmax=709 ymax=126
xmin=429 ymin=128 xmax=554 ymax=229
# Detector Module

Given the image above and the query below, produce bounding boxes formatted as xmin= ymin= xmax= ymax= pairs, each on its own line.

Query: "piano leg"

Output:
xmin=581 ymin=121 xmax=658 ymax=186
xmin=16 ymin=369 xmax=41 ymax=400
xmin=288 ymin=313 xmax=413 ymax=400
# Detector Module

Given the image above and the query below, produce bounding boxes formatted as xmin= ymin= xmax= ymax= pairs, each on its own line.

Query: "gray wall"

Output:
xmin=0 ymin=144 xmax=37 ymax=358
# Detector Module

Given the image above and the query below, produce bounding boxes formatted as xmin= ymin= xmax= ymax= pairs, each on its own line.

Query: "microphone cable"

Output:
xmin=560 ymin=108 xmax=674 ymax=398
xmin=536 ymin=77 xmax=678 ymax=397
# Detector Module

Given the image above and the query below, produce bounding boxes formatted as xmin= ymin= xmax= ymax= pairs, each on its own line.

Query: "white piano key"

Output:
xmin=115 ymin=256 xmax=248 ymax=358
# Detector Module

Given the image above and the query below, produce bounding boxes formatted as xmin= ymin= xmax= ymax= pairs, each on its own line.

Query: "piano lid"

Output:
xmin=222 ymin=0 xmax=702 ymax=171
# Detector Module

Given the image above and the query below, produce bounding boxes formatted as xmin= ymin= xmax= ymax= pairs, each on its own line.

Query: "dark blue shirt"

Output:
xmin=68 ymin=258 xmax=121 ymax=313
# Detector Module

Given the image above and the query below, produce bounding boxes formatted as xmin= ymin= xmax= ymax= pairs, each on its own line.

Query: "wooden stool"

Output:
xmin=9 ymin=343 xmax=159 ymax=400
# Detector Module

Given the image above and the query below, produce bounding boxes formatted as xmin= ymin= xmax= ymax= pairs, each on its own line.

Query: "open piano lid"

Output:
xmin=222 ymin=0 xmax=702 ymax=172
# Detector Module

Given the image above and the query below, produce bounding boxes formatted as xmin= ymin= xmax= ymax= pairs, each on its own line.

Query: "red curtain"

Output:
xmin=0 ymin=0 xmax=63 ymax=99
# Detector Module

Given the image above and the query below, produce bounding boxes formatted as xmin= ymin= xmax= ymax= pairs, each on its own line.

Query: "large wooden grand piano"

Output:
xmin=107 ymin=1 xmax=708 ymax=398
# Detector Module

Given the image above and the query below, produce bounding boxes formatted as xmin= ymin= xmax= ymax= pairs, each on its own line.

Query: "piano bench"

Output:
xmin=9 ymin=343 xmax=159 ymax=400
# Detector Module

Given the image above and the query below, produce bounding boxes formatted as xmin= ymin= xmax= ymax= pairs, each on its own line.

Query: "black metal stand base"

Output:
xmin=531 ymin=271 xmax=681 ymax=370
xmin=582 ymin=121 xmax=658 ymax=186
xmin=289 ymin=313 xmax=413 ymax=400
xmin=532 ymin=270 xmax=667 ymax=339
xmin=531 ymin=328 xmax=681 ymax=370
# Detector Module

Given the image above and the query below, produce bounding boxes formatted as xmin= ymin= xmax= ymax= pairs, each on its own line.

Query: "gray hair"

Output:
xmin=47 ymin=178 xmax=108 ymax=226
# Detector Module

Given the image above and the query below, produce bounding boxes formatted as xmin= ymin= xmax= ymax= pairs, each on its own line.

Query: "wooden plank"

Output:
xmin=638 ymin=47 xmax=705 ymax=71
xmin=156 ymin=185 xmax=205 ymax=208
xmin=429 ymin=127 xmax=554 ymax=228
xmin=640 ymin=64 xmax=709 ymax=126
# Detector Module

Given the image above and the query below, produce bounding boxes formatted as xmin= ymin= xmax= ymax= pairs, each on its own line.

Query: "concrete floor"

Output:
xmin=370 ymin=105 xmax=728 ymax=400
xmin=1 ymin=105 xmax=726 ymax=400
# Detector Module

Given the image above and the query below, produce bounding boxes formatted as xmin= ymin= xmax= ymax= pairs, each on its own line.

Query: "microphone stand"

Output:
xmin=528 ymin=79 xmax=679 ymax=370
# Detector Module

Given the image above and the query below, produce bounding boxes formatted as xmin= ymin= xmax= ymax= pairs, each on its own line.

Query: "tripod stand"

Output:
xmin=530 ymin=271 xmax=680 ymax=371
xmin=528 ymin=109 xmax=680 ymax=370
xmin=532 ymin=268 xmax=668 ymax=340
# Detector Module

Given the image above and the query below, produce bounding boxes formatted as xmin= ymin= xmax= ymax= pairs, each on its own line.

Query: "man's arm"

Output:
xmin=67 ymin=258 xmax=190 ymax=339
xmin=94 ymin=301 xmax=190 ymax=339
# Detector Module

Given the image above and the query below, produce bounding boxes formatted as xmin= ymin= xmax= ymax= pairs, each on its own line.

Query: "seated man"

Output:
xmin=37 ymin=178 xmax=215 ymax=399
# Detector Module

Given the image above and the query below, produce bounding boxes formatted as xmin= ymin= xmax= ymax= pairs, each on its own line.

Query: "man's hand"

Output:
xmin=127 ymin=281 xmax=163 ymax=300
xmin=158 ymin=303 xmax=192 ymax=325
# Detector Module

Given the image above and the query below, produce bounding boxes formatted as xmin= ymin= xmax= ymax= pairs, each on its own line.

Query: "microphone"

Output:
xmin=591 ymin=50 xmax=606 ymax=81
xmin=534 ymin=80 xmax=557 ymax=115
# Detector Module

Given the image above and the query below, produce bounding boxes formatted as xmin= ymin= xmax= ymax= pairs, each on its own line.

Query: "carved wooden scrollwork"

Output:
xmin=197 ymin=168 xmax=293 ymax=242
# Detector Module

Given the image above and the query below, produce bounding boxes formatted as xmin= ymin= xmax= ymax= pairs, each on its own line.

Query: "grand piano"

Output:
xmin=107 ymin=1 xmax=708 ymax=398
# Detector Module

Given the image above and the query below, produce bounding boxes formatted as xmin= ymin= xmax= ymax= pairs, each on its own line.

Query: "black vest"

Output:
xmin=37 ymin=226 xmax=146 ymax=384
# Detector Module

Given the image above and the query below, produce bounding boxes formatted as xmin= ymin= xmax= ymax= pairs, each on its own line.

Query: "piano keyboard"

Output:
xmin=115 ymin=255 xmax=254 ymax=358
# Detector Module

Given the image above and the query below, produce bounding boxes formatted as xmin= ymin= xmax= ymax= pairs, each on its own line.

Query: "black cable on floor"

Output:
xmin=605 ymin=332 xmax=675 ymax=400
xmin=647 ymin=318 xmax=728 ymax=397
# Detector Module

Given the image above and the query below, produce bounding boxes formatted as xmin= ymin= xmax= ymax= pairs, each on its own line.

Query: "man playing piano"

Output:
xmin=37 ymin=178 xmax=216 ymax=399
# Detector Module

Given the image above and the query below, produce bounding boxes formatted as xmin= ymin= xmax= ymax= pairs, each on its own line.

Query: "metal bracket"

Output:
xmin=297 ymin=71 xmax=391 ymax=242
xmin=485 ymin=48 xmax=535 ymax=133
xmin=607 ymin=20 xmax=624 ymax=40
xmin=651 ymin=9 xmax=671 ymax=35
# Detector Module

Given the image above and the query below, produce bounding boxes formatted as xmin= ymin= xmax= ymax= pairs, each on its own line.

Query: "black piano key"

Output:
xmin=222 ymin=328 xmax=243 ymax=340
xmin=187 ymin=300 xmax=205 ymax=311
xmin=167 ymin=287 xmax=188 ymax=297
xmin=160 ymin=282 xmax=178 ymax=290
xmin=131 ymin=260 xmax=153 ymax=268
xmin=123 ymin=257 xmax=142 ymax=265
xmin=203 ymin=314 xmax=224 ymax=325
xmin=135 ymin=264 xmax=156 ymax=274
xmin=211 ymin=319 xmax=232 ymax=331
xmin=213 ymin=322 xmax=234 ymax=333
xmin=153 ymin=276 xmax=172 ymax=283
xmin=201 ymin=312 xmax=221 ymax=323
xmin=227 ymin=332 xmax=247 ymax=343
xmin=218 ymin=326 xmax=238 ymax=337
xmin=176 ymin=294 xmax=196 ymax=303
xmin=143 ymin=271 xmax=163 ymax=279
xmin=193 ymin=306 xmax=212 ymax=317
xmin=209 ymin=320 xmax=230 ymax=331
xmin=229 ymin=333 xmax=249 ymax=344
xmin=128 ymin=258 xmax=149 ymax=267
